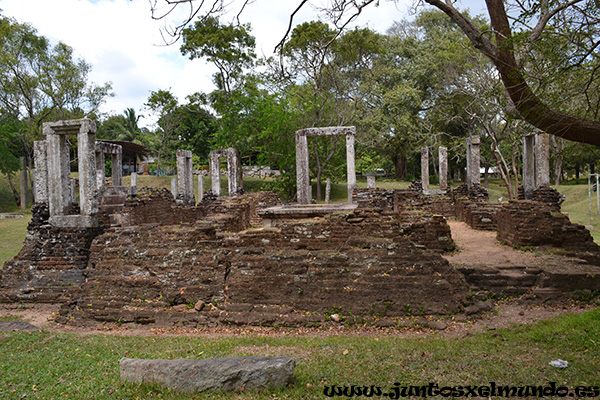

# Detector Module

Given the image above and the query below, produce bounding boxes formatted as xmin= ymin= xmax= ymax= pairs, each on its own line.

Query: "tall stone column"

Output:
xmin=95 ymin=151 xmax=106 ymax=188
xmin=198 ymin=175 xmax=204 ymax=203
xmin=296 ymin=131 xmax=310 ymax=204
xmin=111 ymin=151 xmax=123 ymax=187
xmin=226 ymin=149 xmax=240 ymax=195
xmin=522 ymin=134 xmax=535 ymax=199
xmin=45 ymin=129 xmax=71 ymax=217
xmin=33 ymin=140 xmax=48 ymax=203
xmin=176 ymin=149 xmax=194 ymax=205
xmin=210 ymin=153 xmax=221 ymax=196
xmin=421 ymin=147 xmax=429 ymax=191
xmin=77 ymin=121 xmax=98 ymax=216
xmin=439 ymin=146 xmax=448 ymax=191
xmin=535 ymin=132 xmax=550 ymax=187
xmin=346 ymin=132 xmax=356 ymax=203
xmin=131 ymin=172 xmax=138 ymax=196
xmin=170 ymin=177 xmax=177 ymax=198
xmin=466 ymin=136 xmax=480 ymax=189
xmin=19 ymin=157 xmax=29 ymax=209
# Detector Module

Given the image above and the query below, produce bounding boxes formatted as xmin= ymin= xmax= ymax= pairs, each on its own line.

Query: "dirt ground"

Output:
xmin=443 ymin=220 xmax=555 ymax=267
xmin=0 ymin=221 xmax=595 ymax=337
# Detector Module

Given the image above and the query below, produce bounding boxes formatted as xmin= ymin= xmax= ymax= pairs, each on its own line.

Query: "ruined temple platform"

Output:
xmin=258 ymin=203 xmax=357 ymax=225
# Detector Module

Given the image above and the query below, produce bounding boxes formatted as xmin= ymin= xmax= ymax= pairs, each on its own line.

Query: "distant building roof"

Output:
xmin=97 ymin=140 xmax=151 ymax=159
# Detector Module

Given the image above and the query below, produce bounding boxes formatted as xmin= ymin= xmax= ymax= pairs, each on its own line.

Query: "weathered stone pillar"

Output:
xmin=33 ymin=140 xmax=48 ymax=203
xmin=111 ymin=149 xmax=123 ymax=187
xmin=522 ymin=134 xmax=535 ymax=199
xmin=43 ymin=119 xmax=98 ymax=227
xmin=210 ymin=153 xmax=221 ymax=196
xmin=367 ymin=175 xmax=376 ymax=189
xmin=466 ymin=136 xmax=480 ymax=189
xmin=176 ymin=149 xmax=194 ymax=205
xmin=170 ymin=177 xmax=177 ymax=198
xmin=19 ymin=157 xmax=29 ymax=209
xmin=535 ymin=132 xmax=550 ymax=188
xmin=70 ymin=180 xmax=77 ymax=205
xmin=77 ymin=121 xmax=98 ymax=217
xmin=198 ymin=175 xmax=204 ymax=203
xmin=226 ymin=149 xmax=240 ymax=195
xmin=421 ymin=147 xmax=430 ymax=191
xmin=130 ymin=172 xmax=138 ymax=196
xmin=209 ymin=149 xmax=240 ymax=197
xmin=296 ymin=132 xmax=310 ymax=204
xmin=296 ymin=126 xmax=356 ymax=204
xmin=95 ymin=151 xmax=106 ymax=188
xmin=346 ymin=132 xmax=356 ymax=203
xmin=45 ymin=129 xmax=71 ymax=217
xmin=325 ymin=178 xmax=331 ymax=203
xmin=439 ymin=146 xmax=448 ymax=191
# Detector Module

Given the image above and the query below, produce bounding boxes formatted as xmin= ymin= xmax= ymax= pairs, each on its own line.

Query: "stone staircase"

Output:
xmin=98 ymin=186 xmax=134 ymax=226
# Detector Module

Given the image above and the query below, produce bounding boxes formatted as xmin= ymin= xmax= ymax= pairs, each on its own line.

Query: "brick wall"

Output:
xmin=497 ymin=201 xmax=599 ymax=253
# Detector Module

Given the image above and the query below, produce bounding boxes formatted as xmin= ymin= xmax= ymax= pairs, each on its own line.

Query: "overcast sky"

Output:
xmin=0 ymin=0 xmax=486 ymax=127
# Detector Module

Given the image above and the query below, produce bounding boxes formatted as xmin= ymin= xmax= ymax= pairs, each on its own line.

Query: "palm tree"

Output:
xmin=98 ymin=108 xmax=145 ymax=144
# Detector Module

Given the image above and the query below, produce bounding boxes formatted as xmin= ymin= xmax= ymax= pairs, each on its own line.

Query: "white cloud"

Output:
xmin=0 ymin=0 xmax=418 ymax=126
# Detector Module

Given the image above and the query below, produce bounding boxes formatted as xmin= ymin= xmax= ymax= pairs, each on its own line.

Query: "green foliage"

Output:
xmin=0 ymin=118 xmax=23 ymax=176
xmin=181 ymin=16 xmax=255 ymax=94
xmin=173 ymin=94 xmax=218 ymax=164
xmin=0 ymin=16 xmax=112 ymax=135
xmin=97 ymin=108 xmax=147 ymax=144
xmin=145 ymin=89 xmax=180 ymax=175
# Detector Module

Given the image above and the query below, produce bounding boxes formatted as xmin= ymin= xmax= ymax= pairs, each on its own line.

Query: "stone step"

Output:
xmin=99 ymin=194 xmax=128 ymax=206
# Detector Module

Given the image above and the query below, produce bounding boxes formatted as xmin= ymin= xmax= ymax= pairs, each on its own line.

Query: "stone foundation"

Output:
xmin=354 ymin=188 xmax=455 ymax=218
xmin=1 ymin=203 xmax=102 ymax=303
xmin=4 ymin=185 xmax=599 ymax=328
xmin=455 ymin=199 xmax=503 ymax=231
xmin=497 ymin=201 xmax=599 ymax=254
xmin=57 ymin=205 xmax=466 ymax=327
xmin=517 ymin=186 xmax=565 ymax=211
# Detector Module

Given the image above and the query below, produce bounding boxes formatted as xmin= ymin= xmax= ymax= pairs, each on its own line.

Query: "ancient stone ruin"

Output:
xmin=420 ymin=146 xmax=449 ymax=193
xmin=176 ymin=149 xmax=195 ymax=206
xmin=1 ymin=118 xmax=600 ymax=329
xmin=209 ymin=148 xmax=241 ymax=197
xmin=296 ymin=126 xmax=356 ymax=204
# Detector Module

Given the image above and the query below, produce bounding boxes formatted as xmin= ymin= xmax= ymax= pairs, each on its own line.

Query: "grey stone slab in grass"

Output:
xmin=120 ymin=356 xmax=296 ymax=393
xmin=0 ymin=321 xmax=39 ymax=331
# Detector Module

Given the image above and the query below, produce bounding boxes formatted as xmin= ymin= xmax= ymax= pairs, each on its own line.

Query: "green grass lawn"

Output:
xmin=0 ymin=307 xmax=598 ymax=399
xmin=0 ymin=213 xmax=31 ymax=267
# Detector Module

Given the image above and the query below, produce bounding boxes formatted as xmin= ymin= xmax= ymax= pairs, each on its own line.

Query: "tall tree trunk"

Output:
xmin=511 ymin=148 xmax=519 ymax=197
xmin=7 ymin=173 xmax=21 ymax=208
xmin=393 ymin=154 xmax=407 ymax=180
xmin=491 ymin=144 xmax=514 ymax=200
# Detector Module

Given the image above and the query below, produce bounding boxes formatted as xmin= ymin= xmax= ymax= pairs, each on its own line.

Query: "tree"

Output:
xmin=0 ymin=117 xmax=24 ymax=206
xmin=0 ymin=16 xmax=112 ymax=139
xmin=180 ymin=16 xmax=255 ymax=96
xmin=98 ymin=108 xmax=146 ymax=143
xmin=0 ymin=15 xmax=112 ymax=207
xmin=145 ymin=89 xmax=179 ymax=175
xmin=150 ymin=0 xmax=600 ymax=146
xmin=174 ymin=93 xmax=218 ymax=163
